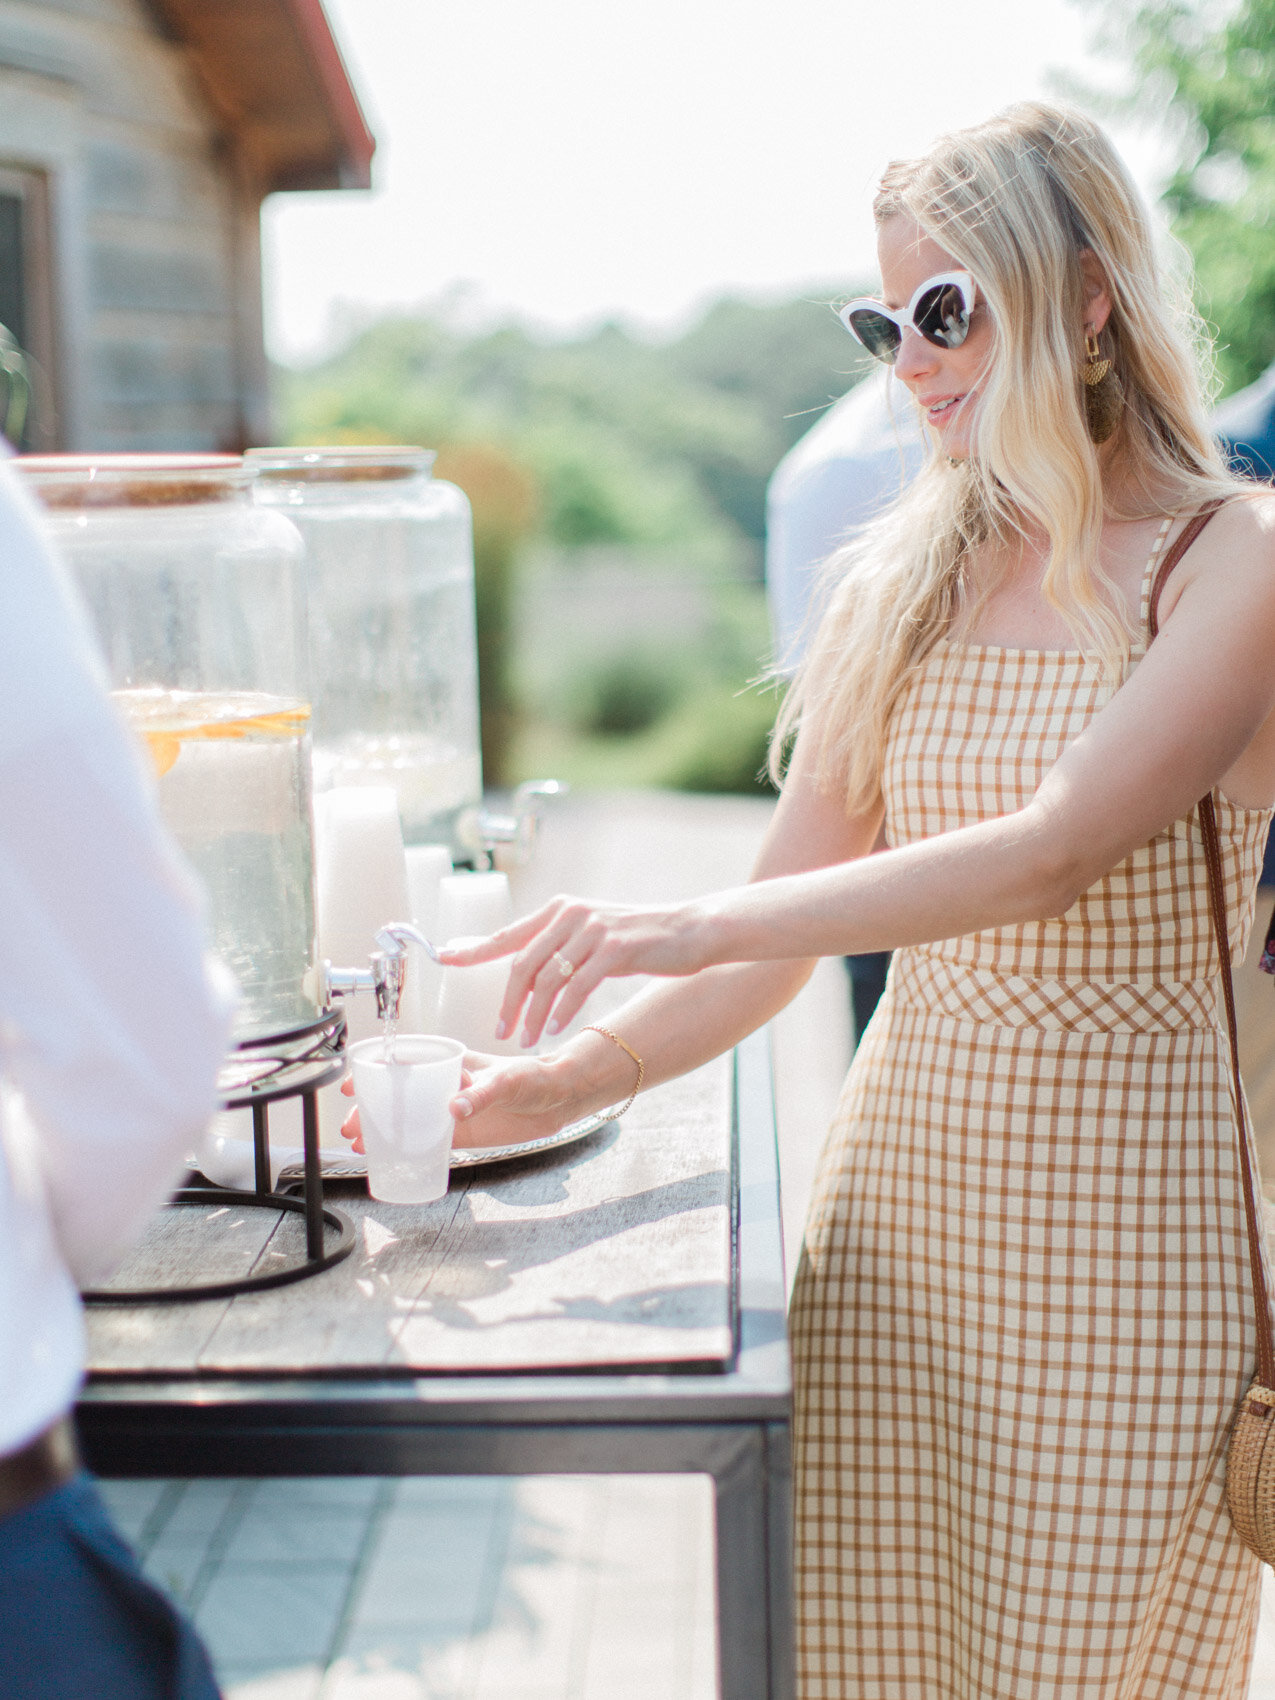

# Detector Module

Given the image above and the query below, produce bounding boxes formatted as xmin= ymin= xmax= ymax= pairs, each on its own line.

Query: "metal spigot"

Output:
xmin=458 ymin=778 xmax=568 ymax=869
xmin=322 ymin=948 xmax=407 ymax=1025
xmin=321 ymin=923 xmax=438 ymax=1026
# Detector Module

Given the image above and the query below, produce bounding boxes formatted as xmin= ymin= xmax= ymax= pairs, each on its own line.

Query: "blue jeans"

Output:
xmin=0 ymin=1471 xmax=221 ymax=1700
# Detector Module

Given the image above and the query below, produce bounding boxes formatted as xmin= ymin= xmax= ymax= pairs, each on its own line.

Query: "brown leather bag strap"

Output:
xmin=1147 ymin=503 xmax=1224 ymax=637
xmin=1198 ymin=791 xmax=1275 ymax=1387
xmin=1148 ymin=499 xmax=1275 ymax=1388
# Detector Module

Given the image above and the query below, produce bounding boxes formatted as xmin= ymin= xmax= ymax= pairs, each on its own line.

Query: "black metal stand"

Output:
xmin=84 ymin=1008 xmax=355 ymax=1306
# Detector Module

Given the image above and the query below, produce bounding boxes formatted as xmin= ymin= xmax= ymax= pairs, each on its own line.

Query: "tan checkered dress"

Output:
xmin=790 ymin=533 xmax=1274 ymax=1698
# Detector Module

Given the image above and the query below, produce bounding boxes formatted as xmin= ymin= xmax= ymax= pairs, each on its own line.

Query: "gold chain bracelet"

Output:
xmin=583 ymin=1024 xmax=644 ymax=1121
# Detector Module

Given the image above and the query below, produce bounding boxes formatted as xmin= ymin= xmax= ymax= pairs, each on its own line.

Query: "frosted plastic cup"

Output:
xmin=348 ymin=1035 xmax=466 ymax=1204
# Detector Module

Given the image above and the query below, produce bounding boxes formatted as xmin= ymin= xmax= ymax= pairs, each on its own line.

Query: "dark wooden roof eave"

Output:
xmin=145 ymin=0 xmax=376 ymax=194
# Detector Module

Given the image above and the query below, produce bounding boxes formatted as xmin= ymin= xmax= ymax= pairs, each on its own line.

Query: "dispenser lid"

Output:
xmin=15 ymin=453 xmax=247 ymax=508
xmin=245 ymin=445 xmax=436 ymax=484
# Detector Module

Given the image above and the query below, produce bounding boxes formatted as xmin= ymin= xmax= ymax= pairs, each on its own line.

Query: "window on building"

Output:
xmin=0 ymin=166 xmax=58 ymax=449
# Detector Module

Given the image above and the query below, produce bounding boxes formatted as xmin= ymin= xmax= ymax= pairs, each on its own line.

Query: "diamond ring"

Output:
xmin=553 ymin=951 xmax=576 ymax=981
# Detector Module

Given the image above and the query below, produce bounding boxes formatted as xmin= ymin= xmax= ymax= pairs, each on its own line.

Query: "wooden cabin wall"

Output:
xmin=0 ymin=0 xmax=270 ymax=450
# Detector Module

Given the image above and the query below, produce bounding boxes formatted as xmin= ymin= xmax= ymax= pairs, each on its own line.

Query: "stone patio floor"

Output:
xmin=98 ymin=1472 xmax=718 ymax=1700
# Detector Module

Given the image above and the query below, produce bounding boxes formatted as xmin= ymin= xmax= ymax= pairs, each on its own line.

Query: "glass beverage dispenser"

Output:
xmin=17 ymin=454 xmax=317 ymax=1041
xmin=245 ymin=447 xmax=482 ymax=851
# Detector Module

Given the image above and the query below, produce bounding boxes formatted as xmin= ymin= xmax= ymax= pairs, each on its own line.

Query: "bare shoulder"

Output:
xmin=1158 ymin=488 xmax=1275 ymax=618
xmin=1191 ymin=487 xmax=1275 ymax=563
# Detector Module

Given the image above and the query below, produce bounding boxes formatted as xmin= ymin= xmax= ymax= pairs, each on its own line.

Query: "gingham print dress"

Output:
xmin=790 ymin=524 xmax=1273 ymax=1699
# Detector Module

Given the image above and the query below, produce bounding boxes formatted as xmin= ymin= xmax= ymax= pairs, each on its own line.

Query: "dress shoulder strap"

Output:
xmin=1136 ymin=513 xmax=1175 ymax=634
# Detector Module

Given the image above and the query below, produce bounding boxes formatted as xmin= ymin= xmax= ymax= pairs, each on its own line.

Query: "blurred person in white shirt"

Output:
xmin=765 ymin=368 xmax=923 ymax=1040
xmin=0 ymin=456 xmax=234 ymax=1700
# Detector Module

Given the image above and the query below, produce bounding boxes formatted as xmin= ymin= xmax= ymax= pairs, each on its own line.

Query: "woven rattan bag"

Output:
xmin=1150 ymin=504 xmax=1275 ymax=1566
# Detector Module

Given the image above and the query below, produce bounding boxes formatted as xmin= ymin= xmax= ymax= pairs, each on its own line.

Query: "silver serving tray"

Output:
xmin=278 ymin=1109 xmax=611 ymax=1185
xmin=450 ymin=1109 xmax=612 ymax=1166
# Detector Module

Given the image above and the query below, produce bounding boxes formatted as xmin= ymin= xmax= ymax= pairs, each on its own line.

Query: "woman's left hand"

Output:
xmin=339 ymin=1050 xmax=593 ymax=1153
xmin=437 ymin=895 xmax=713 ymax=1048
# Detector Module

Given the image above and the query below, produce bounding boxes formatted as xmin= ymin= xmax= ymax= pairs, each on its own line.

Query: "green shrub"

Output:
xmin=573 ymin=652 xmax=684 ymax=738
xmin=659 ymin=684 xmax=779 ymax=796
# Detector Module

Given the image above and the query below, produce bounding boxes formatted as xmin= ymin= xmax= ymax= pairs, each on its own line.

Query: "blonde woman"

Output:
xmin=375 ymin=104 xmax=1275 ymax=1694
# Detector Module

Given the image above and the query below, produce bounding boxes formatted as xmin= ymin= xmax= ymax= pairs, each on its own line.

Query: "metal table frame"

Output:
xmin=76 ymin=1030 xmax=794 ymax=1700
xmin=84 ymin=1009 xmax=355 ymax=1304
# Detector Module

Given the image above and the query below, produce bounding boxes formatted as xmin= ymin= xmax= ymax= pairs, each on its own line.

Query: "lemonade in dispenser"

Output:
xmin=17 ymin=454 xmax=317 ymax=1040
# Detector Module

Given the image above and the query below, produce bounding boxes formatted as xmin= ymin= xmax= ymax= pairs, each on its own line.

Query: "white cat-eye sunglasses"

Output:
xmin=838 ymin=271 xmax=977 ymax=365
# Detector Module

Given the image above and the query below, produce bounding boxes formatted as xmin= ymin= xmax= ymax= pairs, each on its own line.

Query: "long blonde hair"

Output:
xmin=771 ymin=101 xmax=1238 ymax=811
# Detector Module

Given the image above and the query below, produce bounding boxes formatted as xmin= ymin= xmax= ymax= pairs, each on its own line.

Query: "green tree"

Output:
xmin=278 ymin=289 xmax=865 ymax=566
xmin=431 ymin=442 xmax=539 ymax=788
xmin=1095 ymin=0 xmax=1275 ymax=392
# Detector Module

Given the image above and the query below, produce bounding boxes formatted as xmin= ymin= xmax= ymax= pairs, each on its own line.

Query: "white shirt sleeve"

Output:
xmin=0 ymin=462 xmax=236 ymax=1285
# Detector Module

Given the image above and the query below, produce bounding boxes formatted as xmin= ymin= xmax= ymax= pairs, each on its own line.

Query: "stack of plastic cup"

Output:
xmin=348 ymin=1034 xmax=466 ymax=1203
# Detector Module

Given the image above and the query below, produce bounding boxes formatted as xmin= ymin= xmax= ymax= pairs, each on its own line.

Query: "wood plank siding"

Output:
xmin=0 ymin=0 xmax=372 ymax=450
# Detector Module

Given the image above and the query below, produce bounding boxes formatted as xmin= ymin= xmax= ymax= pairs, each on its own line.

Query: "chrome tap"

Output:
xmin=321 ymin=923 xmax=441 ymax=1026
xmin=457 ymin=778 xmax=568 ymax=869
xmin=322 ymin=951 xmax=405 ymax=1024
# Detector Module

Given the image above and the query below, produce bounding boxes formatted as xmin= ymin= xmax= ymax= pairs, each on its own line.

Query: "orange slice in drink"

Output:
xmin=144 ymin=732 xmax=181 ymax=777
xmin=178 ymin=706 xmax=312 ymax=744
xmin=126 ymin=700 xmax=310 ymax=775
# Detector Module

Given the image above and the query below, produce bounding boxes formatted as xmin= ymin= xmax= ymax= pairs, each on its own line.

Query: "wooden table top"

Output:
xmin=86 ymin=1052 xmax=734 ymax=1380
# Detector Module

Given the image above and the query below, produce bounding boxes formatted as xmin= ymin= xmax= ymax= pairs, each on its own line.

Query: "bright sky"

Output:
xmin=262 ymin=0 xmax=1163 ymax=366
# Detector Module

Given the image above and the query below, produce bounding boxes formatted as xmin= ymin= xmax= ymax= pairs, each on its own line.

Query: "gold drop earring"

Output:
xmin=1081 ymin=327 xmax=1121 ymax=445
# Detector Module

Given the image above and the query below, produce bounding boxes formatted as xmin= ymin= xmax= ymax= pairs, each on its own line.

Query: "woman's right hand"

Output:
xmin=437 ymin=893 xmax=714 ymax=1048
